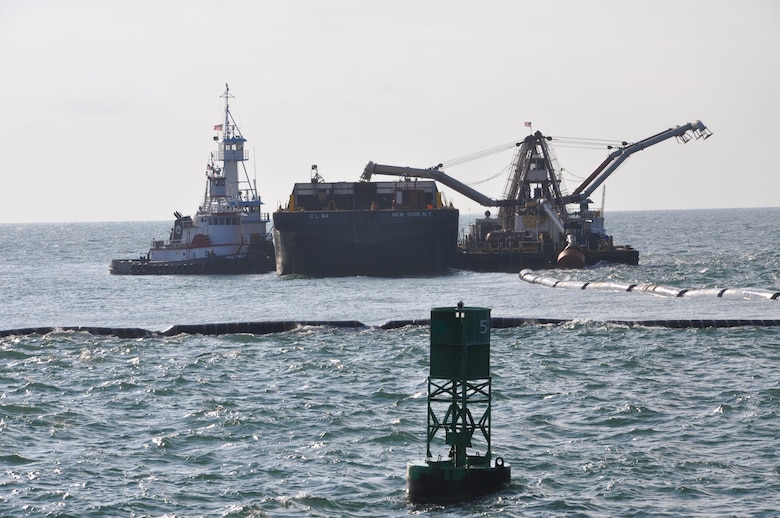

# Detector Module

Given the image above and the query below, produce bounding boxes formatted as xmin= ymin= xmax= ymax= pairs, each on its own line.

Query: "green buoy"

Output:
xmin=407 ymin=301 xmax=510 ymax=504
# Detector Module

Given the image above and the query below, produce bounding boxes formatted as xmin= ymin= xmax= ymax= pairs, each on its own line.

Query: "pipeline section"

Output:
xmin=0 ymin=321 xmax=365 ymax=339
xmin=2 ymin=317 xmax=780 ymax=339
xmin=519 ymin=269 xmax=780 ymax=301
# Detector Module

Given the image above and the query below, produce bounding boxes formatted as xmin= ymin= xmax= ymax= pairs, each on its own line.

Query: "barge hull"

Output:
xmin=454 ymin=247 xmax=638 ymax=272
xmin=273 ymin=209 xmax=459 ymax=277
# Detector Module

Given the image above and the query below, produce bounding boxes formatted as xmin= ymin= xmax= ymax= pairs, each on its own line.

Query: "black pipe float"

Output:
xmin=3 ymin=318 xmax=779 ymax=339
xmin=160 ymin=320 xmax=366 ymax=336
xmin=0 ymin=321 xmax=366 ymax=339
xmin=377 ymin=319 xmax=431 ymax=329
xmin=0 ymin=326 xmax=154 ymax=339
xmin=379 ymin=318 xmax=780 ymax=329
xmin=519 ymin=269 xmax=780 ymax=301
xmin=606 ymin=319 xmax=780 ymax=328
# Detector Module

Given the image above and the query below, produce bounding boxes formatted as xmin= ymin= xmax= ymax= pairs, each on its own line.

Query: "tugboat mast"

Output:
xmin=215 ymin=83 xmax=262 ymax=208
xmin=220 ymin=83 xmax=234 ymax=139
xmin=214 ymin=83 xmax=247 ymax=206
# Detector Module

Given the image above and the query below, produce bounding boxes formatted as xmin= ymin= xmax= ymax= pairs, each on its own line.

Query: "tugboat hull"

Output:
xmin=109 ymin=245 xmax=274 ymax=275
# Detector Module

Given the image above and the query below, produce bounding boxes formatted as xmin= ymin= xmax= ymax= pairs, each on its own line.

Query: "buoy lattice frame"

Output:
xmin=427 ymin=303 xmax=492 ymax=467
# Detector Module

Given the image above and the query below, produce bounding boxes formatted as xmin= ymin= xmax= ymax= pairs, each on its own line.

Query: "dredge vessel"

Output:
xmin=110 ymin=85 xmax=274 ymax=275
xmin=364 ymin=120 xmax=712 ymax=271
xmin=273 ymin=166 xmax=458 ymax=277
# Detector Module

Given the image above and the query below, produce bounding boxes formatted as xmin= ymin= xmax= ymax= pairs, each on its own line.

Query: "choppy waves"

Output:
xmin=2 ymin=324 xmax=779 ymax=516
xmin=1 ymin=210 xmax=779 ymax=516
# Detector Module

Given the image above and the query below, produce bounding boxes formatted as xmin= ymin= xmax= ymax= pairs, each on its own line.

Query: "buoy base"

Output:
xmin=406 ymin=459 xmax=510 ymax=504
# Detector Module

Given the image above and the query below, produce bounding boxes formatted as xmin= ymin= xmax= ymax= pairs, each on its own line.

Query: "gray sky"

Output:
xmin=2 ymin=0 xmax=778 ymax=223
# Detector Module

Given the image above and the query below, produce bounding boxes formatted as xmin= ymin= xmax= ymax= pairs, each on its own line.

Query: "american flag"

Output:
xmin=524 ymin=121 xmax=532 ymax=128
xmin=213 ymin=124 xmax=223 ymax=131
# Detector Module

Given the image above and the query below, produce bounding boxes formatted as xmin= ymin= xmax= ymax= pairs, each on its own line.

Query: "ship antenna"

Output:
xmin=221 ymin=83 xmax=234 ymax=138
xmin=255 ymin=144 xmax=260 ymax=197
xmin=600 ymin=185 xmax=606 ymax=215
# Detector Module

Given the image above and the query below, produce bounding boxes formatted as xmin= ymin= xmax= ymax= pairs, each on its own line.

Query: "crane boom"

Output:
xmin=563 ymin=120 xmax=712 ymax=204
xmin=361 ymin=162 xmax=514 ymax=207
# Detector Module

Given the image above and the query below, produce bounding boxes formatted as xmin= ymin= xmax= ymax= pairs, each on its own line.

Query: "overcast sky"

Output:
xmin=1 ymin=0 xmax=778 ymax=223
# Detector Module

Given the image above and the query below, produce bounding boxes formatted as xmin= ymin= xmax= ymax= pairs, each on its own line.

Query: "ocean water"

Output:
xmin=1 ymin=208 xmax=779 ymax=516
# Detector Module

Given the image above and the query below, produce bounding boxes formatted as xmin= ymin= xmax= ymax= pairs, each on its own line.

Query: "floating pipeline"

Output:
xmin=377 ymin=317 xmax=572 ymax=329
xmin=0 ymin=321 xmax=365 ymax=339
xmin=0 ymin=326 xmax=155 ymax=339
xmin=3 ymin=318 xmax=780 ymax=339
xmin=160 ymin=320 xmax=365 ymax=336
xmin=519 ymin=269 xmax=780 ymax=301
xmin=378 ymin=318 xmax=780 ymax=329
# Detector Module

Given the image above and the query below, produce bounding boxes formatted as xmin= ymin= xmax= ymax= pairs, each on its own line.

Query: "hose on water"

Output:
xmin=519 ymin=269 xmax=780 ymax=301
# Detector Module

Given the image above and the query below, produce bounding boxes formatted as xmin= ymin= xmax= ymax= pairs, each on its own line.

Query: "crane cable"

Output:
xmin=434 ymin=135 xmax=629 ymax=186
xmin=467 ymin=163 xmax=512 ymax=185
xmin=550 ymin=135 xmax=630 ymax=150
xmin=437 ymin=140 xmax=521 ymax=169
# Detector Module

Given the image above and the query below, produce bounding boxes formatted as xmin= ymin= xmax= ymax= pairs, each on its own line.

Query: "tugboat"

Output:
xmin=364 ymin=120 xmax=712 ymax=271
xmin=110 ymin=84 xmax=274 ymax=275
